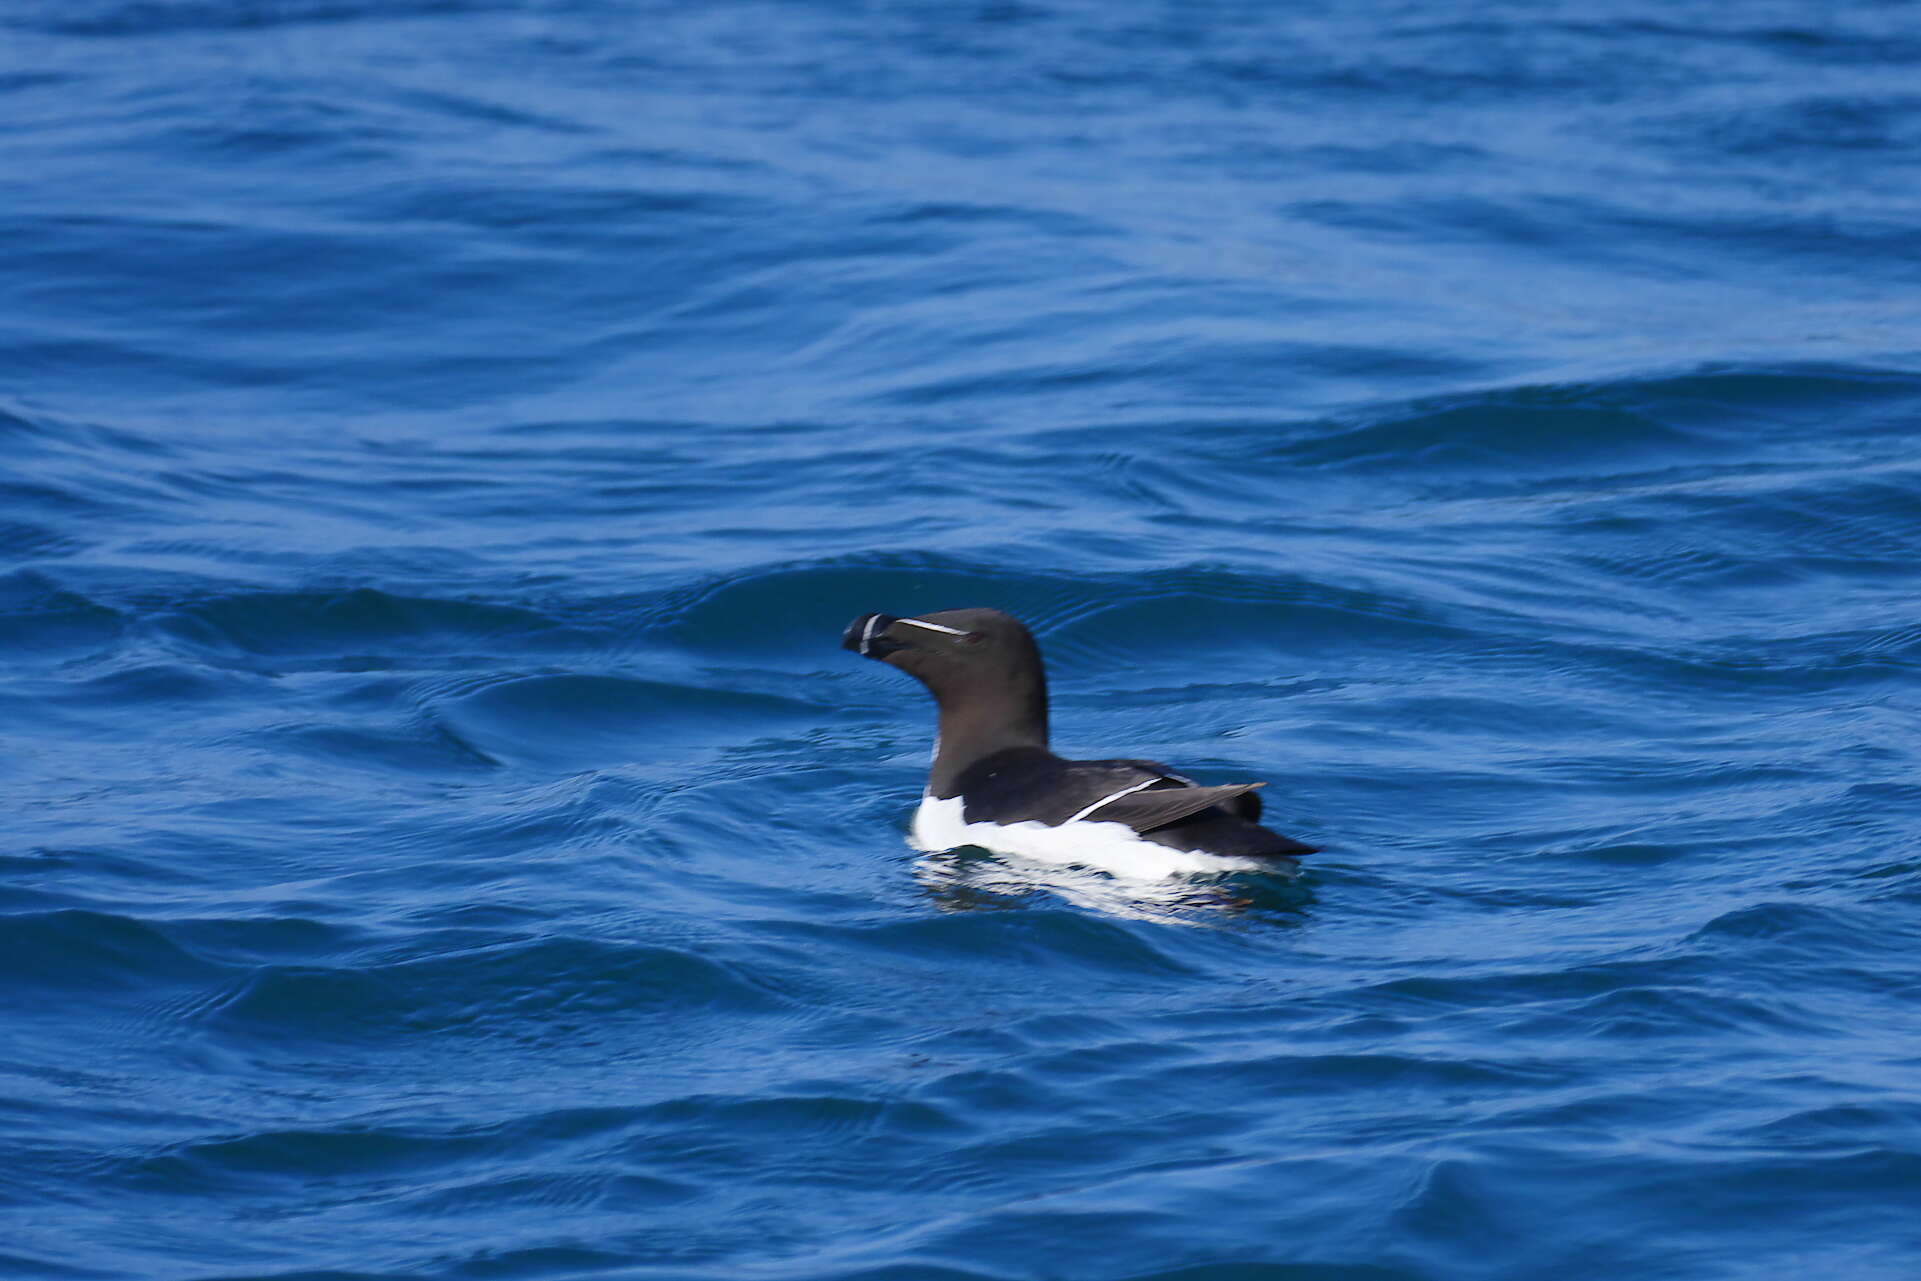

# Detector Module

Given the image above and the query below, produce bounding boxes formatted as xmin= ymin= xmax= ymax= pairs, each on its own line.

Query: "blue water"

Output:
xmin=5 ymin=1 xmax=1921 ymax=1277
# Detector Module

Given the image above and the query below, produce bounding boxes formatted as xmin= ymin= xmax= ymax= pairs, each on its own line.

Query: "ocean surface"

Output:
xmin=5 ymin=1 xmax=1921 ymax=1278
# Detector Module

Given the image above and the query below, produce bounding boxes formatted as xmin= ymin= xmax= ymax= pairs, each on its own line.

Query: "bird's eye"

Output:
xmin=958 ymin=631 xmax=986 ymax=647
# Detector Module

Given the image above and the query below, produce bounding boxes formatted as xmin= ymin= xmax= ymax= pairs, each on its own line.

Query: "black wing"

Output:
xmin=1090 ymin=780 xmax=1266 ymax=834
xmin=1058 ymin=758 xmax=1312 ymax=856
xmin=955 ymin=751 xmax=1256 ymax=831
xmin=952 ymin=749 xmax=1312 ymax=855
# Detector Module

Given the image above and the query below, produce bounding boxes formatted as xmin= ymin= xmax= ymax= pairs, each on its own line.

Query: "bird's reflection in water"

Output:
xmin=915 ymin=845 xmax=1314 ymax=926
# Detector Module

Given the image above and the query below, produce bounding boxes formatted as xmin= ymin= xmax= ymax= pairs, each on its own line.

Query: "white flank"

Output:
xmin=910 ymin=794 xmax=1263 ymax=879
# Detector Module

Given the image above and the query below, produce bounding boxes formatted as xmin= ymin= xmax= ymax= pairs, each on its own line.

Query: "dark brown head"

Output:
xmin=842 ymin=607 xmax=1038 ymax=682
xmin=842 ymin=608 xmax=1050 ymax=789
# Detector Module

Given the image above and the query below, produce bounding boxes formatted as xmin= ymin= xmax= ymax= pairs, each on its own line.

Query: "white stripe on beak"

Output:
xmin=859 ymin=614 xmax=885 ymax=656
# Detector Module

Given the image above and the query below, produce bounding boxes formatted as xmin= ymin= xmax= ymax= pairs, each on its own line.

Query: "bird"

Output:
xmin=843 ymin=608 xmax=1316 ymax=873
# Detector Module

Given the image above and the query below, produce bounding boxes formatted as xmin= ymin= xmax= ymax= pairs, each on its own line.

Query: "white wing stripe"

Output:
xmin=1066 ymin=778 xmax=1163 ymax=823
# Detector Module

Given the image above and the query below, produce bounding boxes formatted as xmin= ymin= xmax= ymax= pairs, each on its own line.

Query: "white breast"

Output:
xmin=910 ymin=794 xmax=1262 ymax=879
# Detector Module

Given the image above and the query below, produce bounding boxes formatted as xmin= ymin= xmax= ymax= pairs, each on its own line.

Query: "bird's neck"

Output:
xmin=927 ymin=679 xmax=1048 ymax=797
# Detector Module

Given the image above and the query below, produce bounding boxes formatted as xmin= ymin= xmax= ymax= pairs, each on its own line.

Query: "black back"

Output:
xmin=952 ymin=747 xmax=1317 ymax=859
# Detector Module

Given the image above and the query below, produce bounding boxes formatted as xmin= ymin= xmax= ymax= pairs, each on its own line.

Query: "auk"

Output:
xmin=844 ymin=608 xmax=1316 ymax=872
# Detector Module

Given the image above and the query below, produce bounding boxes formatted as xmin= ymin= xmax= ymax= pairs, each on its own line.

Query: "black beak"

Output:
xmin=843 ymin=612 xmax=907 ymax=659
